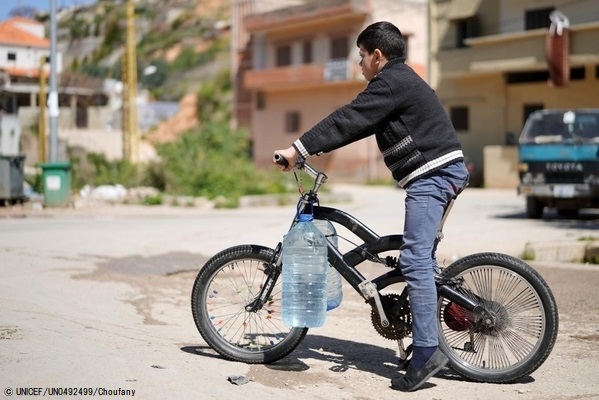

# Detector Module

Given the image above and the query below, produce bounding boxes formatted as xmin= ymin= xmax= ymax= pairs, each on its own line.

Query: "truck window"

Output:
xmin=576 ymin=115 xmax=598 ymax=139
xmin=520 ymin=110 xmax=599 ymax=144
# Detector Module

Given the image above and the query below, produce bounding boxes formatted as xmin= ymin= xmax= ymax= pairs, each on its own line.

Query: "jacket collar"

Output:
xmin=372 ymin=56 xmax=406 ymax=80
xmin=381 ymin=56 xmax=406 ymax=72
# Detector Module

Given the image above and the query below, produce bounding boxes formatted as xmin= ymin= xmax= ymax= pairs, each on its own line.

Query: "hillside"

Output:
xmin=53 ymin=0 xmax=231 ymax=101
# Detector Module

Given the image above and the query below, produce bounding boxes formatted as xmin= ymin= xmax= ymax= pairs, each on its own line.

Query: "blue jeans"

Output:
xmin=399 ymin=161 xmax=469 ymax=347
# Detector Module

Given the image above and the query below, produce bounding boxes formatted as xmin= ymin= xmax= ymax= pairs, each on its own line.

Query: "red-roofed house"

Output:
xmin=0 ymin=16 xmax=109 ymax=119
xmin=0 ymin=16 xmax=112 ymax=163
xmin=0 ymin=17 xmax=62 ymax=114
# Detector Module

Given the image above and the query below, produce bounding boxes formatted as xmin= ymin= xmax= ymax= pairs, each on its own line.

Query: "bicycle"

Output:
xmin=191 ymin=156 xmax=559 ymax=384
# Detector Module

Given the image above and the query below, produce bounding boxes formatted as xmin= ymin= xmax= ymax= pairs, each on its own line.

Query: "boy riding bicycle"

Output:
xmin=274 ymin=21 xmax=469 ymax=392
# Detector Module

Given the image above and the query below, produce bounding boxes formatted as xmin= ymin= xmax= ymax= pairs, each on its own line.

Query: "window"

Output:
xmin=7 ymin=52 xmax=16 ymax=61
xmin=275 ymin=44 xmax=291 ymax=67
xmin=525 ymin=7 xmax=554 ymax=30
xmin=456 ymin=18 xmax=478 ymax=48
xmin=570 ymin=67 xmax=585 ymax=80
xmin=507 ymin=70 xmax=549 ymax=84
xmin=331 ymin=36 xmax=349 ymax=59
xmin=450 ymin=106 xmax=469 ymax=131
xmin=256 ymin=92 xmax=265 ymax=110
xmin=302 ymin=41 xmax=312 ymax=64
xmin=507 ymin=67 xmax=584 ymax=84
xmin=285 ymin=111 xmax=300 ymax=133
xmin=523 ymin=104 xmax=544 ymax=127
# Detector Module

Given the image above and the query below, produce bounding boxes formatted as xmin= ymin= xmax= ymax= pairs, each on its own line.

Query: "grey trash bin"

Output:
xmin=0 ymin=154 xmax=25 ymax=203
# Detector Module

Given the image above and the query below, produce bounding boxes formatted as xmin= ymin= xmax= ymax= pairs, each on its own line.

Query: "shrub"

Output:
xmin=155 ymin=122 xmax=288 ymax=205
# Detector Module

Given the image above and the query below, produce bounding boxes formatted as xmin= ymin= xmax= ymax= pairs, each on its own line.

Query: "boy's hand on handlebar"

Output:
xmin=273 ymin=147 xmax=298 ymax=172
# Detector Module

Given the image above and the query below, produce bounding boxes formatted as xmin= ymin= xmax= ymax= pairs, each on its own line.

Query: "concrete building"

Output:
xmin=0 ymin=17 xmax=59 ymax=115
xmin=0 ymin=18 xmax=111 ymax=132
xmin=0 ymin=16 xmax=115 ymax=164
xmin=232 ymin=0 xmax=428 ymax=183
xmin=429 ymin=0 xmax=599 ymax=187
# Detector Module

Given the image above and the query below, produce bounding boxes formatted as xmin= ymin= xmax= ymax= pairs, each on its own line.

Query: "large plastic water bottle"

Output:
xmin=313 ymin=219 xmax=343 ymax=311
xmin=282 ymin=213 xmax=328 ymax=327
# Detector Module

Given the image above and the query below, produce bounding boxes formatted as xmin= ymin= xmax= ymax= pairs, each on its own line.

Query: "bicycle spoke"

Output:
xmin=511 ymin=314 xmax=543 ymax=337
xmin=488 ymin=335 xmax=511 ymax=369
xmin=470 ymin=268 xmax=492 ymax=301
xmin=505 ymin=288 xmax=541 ymax=314
xmin=500 ymin=327 xmax=536 ymax=361
xmin=495 ymin=270 xmax=520 ymax=305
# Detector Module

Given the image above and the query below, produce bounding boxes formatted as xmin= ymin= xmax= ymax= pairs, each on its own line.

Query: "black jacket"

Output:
xmin=293 ymin=57 xmax=464 ymax=187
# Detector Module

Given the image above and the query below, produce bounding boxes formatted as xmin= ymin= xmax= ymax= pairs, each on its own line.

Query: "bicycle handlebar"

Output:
xmin=273 ymin=153 xmax=327 ymax=191
xmin=272 ymin=153 xmax=290 ymax=168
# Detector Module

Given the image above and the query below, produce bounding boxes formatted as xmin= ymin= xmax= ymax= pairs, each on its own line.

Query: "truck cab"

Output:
xmin=518 ymin=109 xmax=599 ymax=218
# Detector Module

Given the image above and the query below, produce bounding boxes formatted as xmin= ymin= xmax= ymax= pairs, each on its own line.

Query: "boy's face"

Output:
xmin=358 ymin=45 xmax=386 ymax=81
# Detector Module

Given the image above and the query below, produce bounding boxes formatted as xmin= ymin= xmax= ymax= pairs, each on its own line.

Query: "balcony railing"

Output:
xmin=245 ymin=0 xmax=370 ymax=32
xmin=244 ymin=60 xmax=363 ymax=90
xmin=439 ymin=21 xmax=599 ymax=77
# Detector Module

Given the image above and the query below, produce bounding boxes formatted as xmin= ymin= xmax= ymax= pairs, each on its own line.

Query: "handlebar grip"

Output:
xmin=273 ymin=153 xmax=289 ymax=167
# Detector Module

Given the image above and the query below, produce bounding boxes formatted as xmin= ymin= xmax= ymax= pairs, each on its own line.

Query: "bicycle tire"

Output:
xmin=437 ymin=252 xmax=559 ymax=383
xmin=191 ymin=244 xmax=308 ymax=363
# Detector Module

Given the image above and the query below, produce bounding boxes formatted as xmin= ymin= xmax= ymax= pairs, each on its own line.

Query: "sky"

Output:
xmin=0 ymin=0 xmax=97 ymax=21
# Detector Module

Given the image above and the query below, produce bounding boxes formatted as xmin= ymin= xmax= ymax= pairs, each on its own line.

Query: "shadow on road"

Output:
xmin=181 ymin=334 xmax=535 ymax=387
xmin=494 ymin=209 xmax=599 ymax=230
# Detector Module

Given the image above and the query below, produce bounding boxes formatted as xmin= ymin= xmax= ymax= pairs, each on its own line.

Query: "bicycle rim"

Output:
xmin=193 ymin=246 xmax=306 ymax=363
xmin=439 ymin=262 xmax=548 ymax=381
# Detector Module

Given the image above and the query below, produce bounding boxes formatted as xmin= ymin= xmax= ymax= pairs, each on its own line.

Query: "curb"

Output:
xmin=524 ymin=241 xmax=599 ymax=264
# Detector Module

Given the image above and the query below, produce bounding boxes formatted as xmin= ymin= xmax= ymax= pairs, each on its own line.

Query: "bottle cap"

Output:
xmin=298 ymin=213 xmax=314 ymax=222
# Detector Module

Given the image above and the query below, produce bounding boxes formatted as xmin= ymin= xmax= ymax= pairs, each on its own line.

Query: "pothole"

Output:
xmin=0 ymin=327 xmax=22 ymax=340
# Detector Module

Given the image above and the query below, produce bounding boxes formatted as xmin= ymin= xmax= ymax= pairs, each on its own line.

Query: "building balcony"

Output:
xmin=244 ymin=59 xmax=363 ymax=91
xmin=245 ymin=0 xmax=370 ymax=32
xmin=438 ymin=21 xmax=599 ymax=78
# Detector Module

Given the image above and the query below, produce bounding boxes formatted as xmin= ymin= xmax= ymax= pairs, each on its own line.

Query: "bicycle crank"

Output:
xmin=370 ymin=293 xmax=412 ymax=340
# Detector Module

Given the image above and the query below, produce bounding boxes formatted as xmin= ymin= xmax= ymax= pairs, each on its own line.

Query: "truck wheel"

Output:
xmin=526 ymin=197 xmax=544 ymax=219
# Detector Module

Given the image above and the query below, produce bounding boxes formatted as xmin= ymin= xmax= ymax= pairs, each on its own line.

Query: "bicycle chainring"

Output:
xmin=371 ymin=293 xmax=412 ymax=340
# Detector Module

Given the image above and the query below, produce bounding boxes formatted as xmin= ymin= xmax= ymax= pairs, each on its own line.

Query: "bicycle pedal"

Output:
xmin=398 ymin=358 xmax=411 ymax=370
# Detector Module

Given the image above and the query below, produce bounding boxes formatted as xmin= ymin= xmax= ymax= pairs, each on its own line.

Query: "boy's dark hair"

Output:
xmin=356 ymin=21 xmax=406 ymax=60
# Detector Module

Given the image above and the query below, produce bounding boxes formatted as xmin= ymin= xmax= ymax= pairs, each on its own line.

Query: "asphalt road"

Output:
xmin=1 ymin=185 xmax=599 ymax=400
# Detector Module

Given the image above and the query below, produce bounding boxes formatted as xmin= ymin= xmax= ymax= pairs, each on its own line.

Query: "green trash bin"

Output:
xmin=40 ymin=162 xmax=72 ymax=207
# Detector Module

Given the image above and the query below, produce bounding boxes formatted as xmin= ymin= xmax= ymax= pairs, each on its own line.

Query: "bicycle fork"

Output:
xmin=245 ymin=243 xmax=282 ymax=313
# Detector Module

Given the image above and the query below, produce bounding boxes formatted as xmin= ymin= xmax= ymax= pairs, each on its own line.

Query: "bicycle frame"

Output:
xmin=249 ymin=202 xmax=478 ymax=329
xmin=263 ymin=156 xmax=478 ymax=326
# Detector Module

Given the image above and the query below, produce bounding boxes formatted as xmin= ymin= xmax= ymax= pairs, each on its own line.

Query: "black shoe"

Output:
xmin=390 ymin=348 xmax=448 ymax=392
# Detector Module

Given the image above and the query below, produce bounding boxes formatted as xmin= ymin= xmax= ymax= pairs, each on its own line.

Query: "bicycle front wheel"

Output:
xmin=191 ymin=244 xmax=308 ymax=364
xmin=438 ymin=252 xmax=559 ymax=383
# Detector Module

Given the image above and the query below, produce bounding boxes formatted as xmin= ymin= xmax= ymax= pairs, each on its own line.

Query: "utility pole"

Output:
xmin=121 ymin=0 xmax=139 ymax=163
xmin=48 ymin=0 xmax=59 ymax=162
xmin=38 ymin=57 xmax=47 ymax=163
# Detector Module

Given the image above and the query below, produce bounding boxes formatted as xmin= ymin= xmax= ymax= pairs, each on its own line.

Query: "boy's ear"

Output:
xmin=373 ymin=49 xmax=384 ymax=62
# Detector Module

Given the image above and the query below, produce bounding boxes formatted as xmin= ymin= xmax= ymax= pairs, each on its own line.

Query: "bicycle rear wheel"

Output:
xmin=437 ymin=252 xmax=558 ymax=383
xmin=191 ymin=244 xmax=308 ymax=363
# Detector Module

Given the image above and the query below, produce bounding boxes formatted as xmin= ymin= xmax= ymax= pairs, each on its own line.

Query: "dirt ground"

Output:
xmin=2 ymin=186 xmax=599 ymax=400
xmin=82 ymin=255 xmax=599 ymax=400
